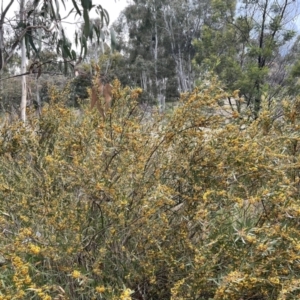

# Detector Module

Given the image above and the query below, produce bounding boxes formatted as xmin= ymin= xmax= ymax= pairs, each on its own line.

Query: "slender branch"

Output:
xmin=0 ymin=59 xmax=77 ymax=81
xmin=0 ymin=0 xmax=14 ymax=25
xmin=258 ymin=0 xmax=268 ymax=68
xmin=271 ymin=0 xmax=289 ymax=40
xmin=0 ymin=0 xmax=15 ymax=70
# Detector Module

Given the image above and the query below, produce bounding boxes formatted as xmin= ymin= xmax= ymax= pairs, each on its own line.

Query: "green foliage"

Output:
xmin=193 ymin=0 xmax=299 ymax=117
xmin=0 ymin=0 xmax=110 ymax=76
xmin=1 ymin=77 xmax=300 ymax=299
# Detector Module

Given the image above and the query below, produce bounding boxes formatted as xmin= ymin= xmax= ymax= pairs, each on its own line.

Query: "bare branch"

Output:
xmin=0 ymin=0 xmax=14 ymax=25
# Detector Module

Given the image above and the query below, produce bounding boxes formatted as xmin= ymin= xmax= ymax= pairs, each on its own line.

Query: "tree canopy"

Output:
xmin=0 ymin=0 xmax=110 ymax=73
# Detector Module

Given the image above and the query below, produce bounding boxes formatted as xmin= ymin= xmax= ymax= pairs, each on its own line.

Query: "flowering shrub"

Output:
xmin=0 ymin=77 xmax=300 ymax=299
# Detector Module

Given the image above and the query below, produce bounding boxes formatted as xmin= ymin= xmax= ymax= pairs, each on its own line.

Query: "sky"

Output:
xmin=103 ymin=0 xmax=128 ymax=24
xmin=82 ymin=0 xmax=128 ymax=26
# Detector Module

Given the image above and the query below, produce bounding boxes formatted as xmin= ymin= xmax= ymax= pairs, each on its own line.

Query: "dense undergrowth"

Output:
xmin=1 ymin=77 xmax=300 ymax=299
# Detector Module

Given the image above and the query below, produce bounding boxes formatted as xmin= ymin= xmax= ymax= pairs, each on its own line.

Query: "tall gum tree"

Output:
xmin=113 ymin=0 xmax=210 ymax=106
xmin=193 ymin=0 xmax=298 ymax=117
xmin=240 ymin=0 xmax=298 ymax=116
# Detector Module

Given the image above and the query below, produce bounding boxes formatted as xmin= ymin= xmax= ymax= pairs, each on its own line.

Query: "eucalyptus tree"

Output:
xmin=113 ymin=0 xmax=210 ymax=109
xmin=161 ymin=0 xmax=210 ymax=93
xmin=116 ymin=0 xmax=168 ymax=109
xmin=193 ymin=0 xmax=298 ymax=116
xmin=238 ymin=0 xmax=297 ymax=115
xmin=0 ymin=0 xmax=110 ymax=121
xmin=277 ymin=36 xmax=300 ymax=97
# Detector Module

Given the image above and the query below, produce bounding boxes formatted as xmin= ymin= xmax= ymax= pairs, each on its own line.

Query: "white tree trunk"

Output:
xmin=20 ymin=0 xmax=27 ymax=122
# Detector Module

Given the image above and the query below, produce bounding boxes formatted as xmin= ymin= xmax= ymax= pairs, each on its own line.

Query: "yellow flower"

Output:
xmin=95 ymin=286 xmax=106 ymax=293
xmin=71 ymin=270 xmax=81 ymax=279
xmin=245 ymin=235 xmax=256 ymax=244
xmin=28 ymin=243 xmax=41 ymax=255
xmin=269 ymin=276 xmax=280 ymax=285
xmin=257 ymin=243 xmax=268 ymax=252
xmin=45 ymin=155 xmax=54 ymax=163
xmin=24 ymin=275 xmax=32 ymax=284
xmin=20 ymin=228 xmax=32 ymax=237
xmin=120 ymin=288 xmax=134 ymax=300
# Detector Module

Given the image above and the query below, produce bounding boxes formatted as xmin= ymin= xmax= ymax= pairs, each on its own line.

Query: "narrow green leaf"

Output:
xmin=27 ymin=9 xmax=34 ymax=18
xmin=26 ymin=25 xmax=38 ymax=54
xmin=56 ymin=39 xmax=62 ymax=55
xmin=63 ymin=44 xmax=72 ymax=59
xmin=83 ymin=44 xmax=87 ymax=58
xmin=79 ymin=35 xmax=87 ymax=57
xmin=71 ymin=0 xmax=81 ymax=16
xmin=96 ymin=6 xmax=109 ymax=26
xmin=94 ymin=26 xmax=100 ymax=44
xmin=61 ymin=0 xmax=66 ymax=10
xmin=71 ymin=50 xmax=77 ymax=60
xmin=75 ymin=31 xmax=78 ymax=48
xmin=103 ymin=8 xmax=109 ymax=25
xmin=83 ymin=8 xmax=90 ymax=37
xmin=52 ymin=31 xmax=57 ymax=45
xmin=49 ymin=0 xmax=56 ymax=20
xmin=80 ymin=36 xmax=87 ymax=58
xmin=89 ymin=24 xmax=93 ymax=41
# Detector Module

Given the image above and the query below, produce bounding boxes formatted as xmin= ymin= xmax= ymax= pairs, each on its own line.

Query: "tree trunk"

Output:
xmin=153 ymin=7 xmax=162 ymax=111
xmin=20 ymin=0 xmax=27 ymax=122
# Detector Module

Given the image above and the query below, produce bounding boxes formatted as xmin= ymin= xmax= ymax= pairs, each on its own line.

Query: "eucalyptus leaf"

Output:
xmin=71 ymin=0 xmax=81 ymax=16
xmin=61 ymin=0 xmax=66 ymax=10
xmin=102 ymin=8 xmax=109 ymax=25
xmin=27 ymin=9 xmax=34 ymax=18
xmin=83 ymin=8 xmax=90 ymax=37
xmin=49 ymin=0 xmax=56 ymax=21
xmin=71 ymin=50 xmax=77 ymax=60
xmin=75 ymin=31 xmax=78 ymax=48
xmin=89 ymin=24 xmax=94 ymax=41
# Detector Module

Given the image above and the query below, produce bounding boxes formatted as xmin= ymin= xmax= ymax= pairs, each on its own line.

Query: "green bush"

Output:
xmin=0 ymin=77 xmax=300 ymax=299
